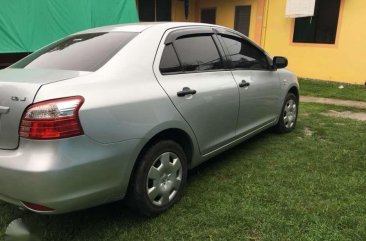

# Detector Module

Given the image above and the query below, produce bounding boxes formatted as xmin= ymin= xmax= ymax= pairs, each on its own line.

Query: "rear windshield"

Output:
xmin=12 ymin=32 xmax=138 ymax=72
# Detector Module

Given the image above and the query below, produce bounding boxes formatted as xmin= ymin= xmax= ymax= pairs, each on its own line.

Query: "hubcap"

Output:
xmin=283 ymin=99 xmax=297 ymax=129
xmin=146 ymin=152 xmax=182 ymax=206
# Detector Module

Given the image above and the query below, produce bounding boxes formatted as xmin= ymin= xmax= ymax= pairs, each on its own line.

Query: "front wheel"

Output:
xmin=274 ymin=93 xmax=298 ymax=133
xmin=130 ymin=140 xmax=187 ymax=217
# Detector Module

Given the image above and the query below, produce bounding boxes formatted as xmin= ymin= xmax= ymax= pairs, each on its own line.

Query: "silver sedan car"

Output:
xmin=0 ymin=22 xmax=299 ymax=216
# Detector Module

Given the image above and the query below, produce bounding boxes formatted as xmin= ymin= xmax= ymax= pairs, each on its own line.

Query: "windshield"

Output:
xmin=12 ymin=32 xmax=138 ymax=72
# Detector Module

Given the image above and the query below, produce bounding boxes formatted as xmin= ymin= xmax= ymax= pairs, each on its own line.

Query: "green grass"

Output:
xmin=299 ymin=78 xmax=366 ymax=102
xmin=1 ymin=103 xmax=366 ymax=241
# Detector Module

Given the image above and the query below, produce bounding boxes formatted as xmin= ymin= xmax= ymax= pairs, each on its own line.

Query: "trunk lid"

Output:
xmin=0 ymin=68 xmax=88 ymax=149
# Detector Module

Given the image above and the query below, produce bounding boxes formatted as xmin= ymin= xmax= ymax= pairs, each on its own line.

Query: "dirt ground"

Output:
xmin=301 ymin=96 xmax=366 ymax=122
xmin=301 ymin=96 xmax=366 ymax=109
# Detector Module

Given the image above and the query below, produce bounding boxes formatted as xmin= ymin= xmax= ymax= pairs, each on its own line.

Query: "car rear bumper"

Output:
xmin=0 ymin=136 xmax=141 ymax=214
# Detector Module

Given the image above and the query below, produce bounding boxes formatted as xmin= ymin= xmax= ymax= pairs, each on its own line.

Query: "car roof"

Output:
xmin=76 ymin=22 xmax=220 ymax=34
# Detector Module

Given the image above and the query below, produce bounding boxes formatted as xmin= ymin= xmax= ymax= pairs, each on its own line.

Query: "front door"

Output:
xmin=155 ymin=31 xmax=240 ymax=155
xmin=219 ymin=33 xmax=281 ymax=136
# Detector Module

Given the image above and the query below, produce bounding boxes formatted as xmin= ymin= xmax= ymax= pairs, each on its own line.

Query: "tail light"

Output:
xmin=19 ymin=96 xmax=84 ymax=140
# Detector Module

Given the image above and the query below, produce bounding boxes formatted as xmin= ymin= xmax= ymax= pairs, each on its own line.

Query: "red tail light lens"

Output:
xmin=19 ymin=96 xmax=84 ymax=140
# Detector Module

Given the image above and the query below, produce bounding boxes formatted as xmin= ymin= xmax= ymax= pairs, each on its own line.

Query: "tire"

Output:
xmin=130 ymin=140 xmax=187 ymax=217
xmin=274 ymin=93 xmax=298 ymax=133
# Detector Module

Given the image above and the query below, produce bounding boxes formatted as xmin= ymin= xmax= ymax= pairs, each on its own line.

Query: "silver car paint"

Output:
xmin=233 ymin=69 xmax=282 ymax=136
xmin=0 ymin=22 xmax=298 ymax=214
xmin=0 ymin=137 xmax=143 ymax=212
xmin=0 ymin=69 xmax=89 ymax=149
xmin=155 ymin=69 xmax=240 ymax=155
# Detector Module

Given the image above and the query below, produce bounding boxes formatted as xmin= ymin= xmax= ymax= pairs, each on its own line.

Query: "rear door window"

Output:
xmin=173 ymin=35 xmax=224 ymax=72
xmin=12 ymin=32 xmax=138 ymax=72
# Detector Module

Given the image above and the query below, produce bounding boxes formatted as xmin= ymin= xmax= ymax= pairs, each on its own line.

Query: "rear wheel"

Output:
xmin=130 ymin=140 xmax=187 ymax=217
xmin=274 ymin=93 xmax=298 ymax=133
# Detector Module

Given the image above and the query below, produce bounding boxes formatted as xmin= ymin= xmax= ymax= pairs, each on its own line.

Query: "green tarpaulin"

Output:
xmin=0 ymin=0 xmax=139 ymax=53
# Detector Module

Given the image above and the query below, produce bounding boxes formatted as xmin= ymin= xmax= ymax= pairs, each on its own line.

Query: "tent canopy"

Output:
xmin=0 ymin=0 xmax=138 ymax=53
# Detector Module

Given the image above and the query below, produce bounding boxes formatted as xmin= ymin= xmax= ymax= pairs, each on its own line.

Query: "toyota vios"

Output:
xmin=0 ymin=22 xmax=299 ymax=216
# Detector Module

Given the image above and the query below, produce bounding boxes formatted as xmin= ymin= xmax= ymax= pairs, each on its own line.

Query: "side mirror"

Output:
xmin=273 ymin=56 xmax=288 ymax=69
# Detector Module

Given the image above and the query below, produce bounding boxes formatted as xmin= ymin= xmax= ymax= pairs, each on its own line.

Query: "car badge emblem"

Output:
xmin=11 ymin=96 xmax=26 ymax=102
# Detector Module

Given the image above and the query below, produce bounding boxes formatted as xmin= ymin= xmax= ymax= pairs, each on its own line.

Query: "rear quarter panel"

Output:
xmin=33 ymin=27 xmax=202 ymax=165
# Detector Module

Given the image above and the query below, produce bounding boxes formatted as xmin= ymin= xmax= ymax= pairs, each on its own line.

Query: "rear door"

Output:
xmin=154 ymin=28 xmax=239 ymax=155
xmin=217 ymin=31 xmax=281 ymax=136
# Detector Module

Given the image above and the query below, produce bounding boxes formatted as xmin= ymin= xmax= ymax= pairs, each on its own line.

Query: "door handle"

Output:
xmin=177 ymin=87 xmax=197 ymax=97
xmin=239 ymin=80 xmax=250 ymax=88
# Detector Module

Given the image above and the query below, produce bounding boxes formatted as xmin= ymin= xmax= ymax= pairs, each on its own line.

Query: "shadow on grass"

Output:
xmin=5 ymin=130 xmax=276 ymax=241
xmin=187 ymin=131 xmax=273 ymax=182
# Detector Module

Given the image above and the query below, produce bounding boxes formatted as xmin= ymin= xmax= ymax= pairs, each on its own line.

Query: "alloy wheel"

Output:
xmin=283 ymin=99 xmax=297 ymax=129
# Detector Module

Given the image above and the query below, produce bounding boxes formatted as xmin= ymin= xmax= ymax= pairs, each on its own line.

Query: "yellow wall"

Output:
xmin=171 ymin=0 xmax=366 ymax=84
xmin=264 ymin=0 xmax=365 ymax=84
xmin=171 ymin=0 xmax=197 ymax=22
xmin=172 ymin=0 xmax=259 ymax=41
